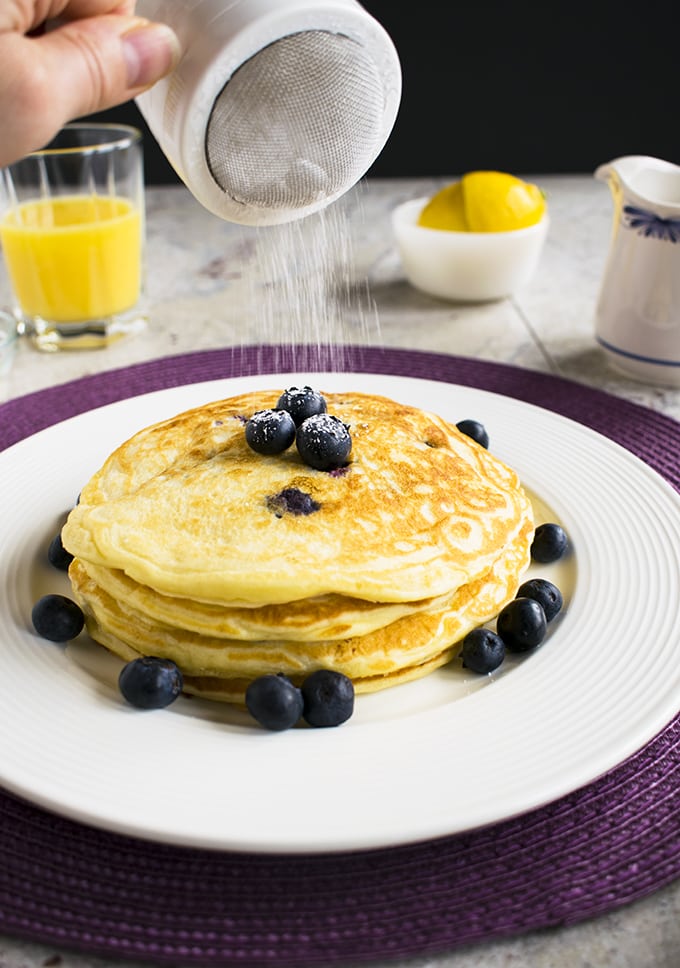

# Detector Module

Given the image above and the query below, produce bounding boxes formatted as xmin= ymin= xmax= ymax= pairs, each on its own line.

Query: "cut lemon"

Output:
xmin=417 ymin=171 xmax=546 ymax=233
xmin=462 ymin=171 xmax=546 ymax=231
xmin=417 ymin=180 xmax=467 ymax=231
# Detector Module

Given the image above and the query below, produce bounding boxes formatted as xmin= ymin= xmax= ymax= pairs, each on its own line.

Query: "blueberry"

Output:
xmin=245 ymin=409 xmax=296 ymax=455
xmin=460 ymin=627 xmax=506 ymax=674
xmin=456 ymin=419 xmax=489 ymax=449
xmin=301 ymin=670 xmax=355 ymax=727
xmin=517 ymin=578 xmax=563 ymax=622
xmin=47 ymin=531 xmax=74 ymax=571
xmin=531 ymin=523 xmax=569 ymax=563
xmin=276 ymin=386 xmax=327 ymax=427
xmin=296 ymin=413 xmax=352 ymax=470
xmin=32 ymin=594 xmax=84 ymax=642
xmin=497 ymin=597 xmax=547 ymax=652
xmin=266 ymin=487 xmax=320 ymax=517
xmin=118 ymin=656 xmax=183 ymax=709
xmin=245 ymin=674 xmax=303 ymax=730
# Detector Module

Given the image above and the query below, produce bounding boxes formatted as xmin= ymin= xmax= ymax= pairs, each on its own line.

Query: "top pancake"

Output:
xmin=61 ymin=390 xmax=532 ymax=605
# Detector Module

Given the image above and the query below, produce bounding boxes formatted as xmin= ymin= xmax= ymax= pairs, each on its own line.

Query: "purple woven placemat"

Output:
xmin=0 ymin=345 xmax=678 ymax=967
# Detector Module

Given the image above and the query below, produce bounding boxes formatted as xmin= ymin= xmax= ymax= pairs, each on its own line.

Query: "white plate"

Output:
xmin=1 ymin=372 xmax=679 ymax=853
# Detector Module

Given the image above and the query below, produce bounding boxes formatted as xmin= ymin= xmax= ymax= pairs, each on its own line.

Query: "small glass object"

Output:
xmin=0 ymin=124 xmax=147 ymax=351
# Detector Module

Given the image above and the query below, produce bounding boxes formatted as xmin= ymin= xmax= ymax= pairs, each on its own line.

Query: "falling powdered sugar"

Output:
xmin=239 ymin=192 xmax=381 ymax=372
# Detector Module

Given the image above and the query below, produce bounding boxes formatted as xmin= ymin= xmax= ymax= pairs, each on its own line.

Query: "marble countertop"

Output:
xmin=0 ymin=175 xmax=679 ymax=968
xmin=3 ymin=174 xmax=680 ymax=419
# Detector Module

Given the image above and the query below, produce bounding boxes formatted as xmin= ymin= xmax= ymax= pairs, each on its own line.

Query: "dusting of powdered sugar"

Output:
xmin=238 ymin=189 xmax=381 ymax=371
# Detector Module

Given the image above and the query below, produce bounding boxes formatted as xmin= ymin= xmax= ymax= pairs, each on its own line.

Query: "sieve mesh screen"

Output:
xmin=205 ymin=30 xmax=385 ymax=214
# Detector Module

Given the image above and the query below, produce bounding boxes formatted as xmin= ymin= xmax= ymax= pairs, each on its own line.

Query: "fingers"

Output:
xmin=41 ymin=13 xmax=180 ymax=96
xmin=0 ymin=14 xmax=179 ymax=165
xmin=0 ymin=0 xmax=136 ymax=34
xmin=58 ymin=1 xmax=137 ymax=15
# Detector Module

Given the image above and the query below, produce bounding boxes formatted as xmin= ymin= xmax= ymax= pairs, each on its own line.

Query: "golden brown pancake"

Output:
xmin=68 ymin=512 xmax=532 ymax=700
xmin=64 ymin=388 xmax=535 ymax=703
xmin=75 ymin=559 xmax=457 ymax=641
xmin=62 ymin=390 xmax=532 ymax=606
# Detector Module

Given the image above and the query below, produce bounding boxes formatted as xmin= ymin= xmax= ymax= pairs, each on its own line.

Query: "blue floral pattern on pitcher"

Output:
xmin=622 ymin=205 xmax=680 ymax=242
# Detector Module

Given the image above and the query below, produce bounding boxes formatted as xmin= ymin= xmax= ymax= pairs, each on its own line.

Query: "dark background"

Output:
xmin=88 ymin=0 xmax=678 ymax=184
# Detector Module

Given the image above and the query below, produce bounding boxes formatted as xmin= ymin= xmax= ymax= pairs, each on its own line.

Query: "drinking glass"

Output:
xmin=0 ymin=124 xmax=147 ymax=351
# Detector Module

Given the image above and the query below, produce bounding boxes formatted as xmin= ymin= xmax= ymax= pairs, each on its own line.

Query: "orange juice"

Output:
xmin=0 ymin=195 xmax=141 ymax=321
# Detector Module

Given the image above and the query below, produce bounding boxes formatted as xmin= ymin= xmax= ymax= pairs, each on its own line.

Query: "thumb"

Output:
xmin=41 ymin=14 xmax=181 ymax=112
xmin=0 ymin=14 xmax=180 ymax=166
xmin=0 ymin=15 xmax=179 ymax=161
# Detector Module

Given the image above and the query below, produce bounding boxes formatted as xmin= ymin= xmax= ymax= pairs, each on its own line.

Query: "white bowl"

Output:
xmin=392 ymin=197 xmax=549 ymax=302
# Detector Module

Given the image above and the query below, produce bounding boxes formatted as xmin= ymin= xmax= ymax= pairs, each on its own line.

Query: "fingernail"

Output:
xmin=122 ymin=22 xmax=181 ymax=89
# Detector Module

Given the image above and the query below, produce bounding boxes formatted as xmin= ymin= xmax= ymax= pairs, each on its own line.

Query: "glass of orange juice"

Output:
xmin=0 ymin=124 xmax=146 ymax=351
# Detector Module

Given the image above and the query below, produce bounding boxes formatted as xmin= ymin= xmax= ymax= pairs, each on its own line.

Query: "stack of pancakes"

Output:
xmin=62 ymin=390 xmax=534 ymax=703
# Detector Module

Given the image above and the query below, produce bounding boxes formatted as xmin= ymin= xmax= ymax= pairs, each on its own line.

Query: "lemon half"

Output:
xmin=418 ymin=171 xmax=546 ymax=233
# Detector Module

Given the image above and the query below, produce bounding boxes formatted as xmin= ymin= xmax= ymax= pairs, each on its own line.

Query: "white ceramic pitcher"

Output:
xmin=595 ymin=155 xmax=680 ymax=386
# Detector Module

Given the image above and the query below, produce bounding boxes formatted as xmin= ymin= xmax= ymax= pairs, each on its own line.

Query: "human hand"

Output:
xmin=0 ymin=0 xmax=180 ymax=167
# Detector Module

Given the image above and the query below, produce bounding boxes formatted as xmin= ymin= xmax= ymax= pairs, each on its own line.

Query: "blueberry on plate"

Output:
xmin=460 ymin=627 xmax=506 ymax=674
xmin=517 ymin=577 xmax=563 ymax=622
xmin=296 ymin=413 xmax=352 ymax=470
xmin=245 ymin=673 xmax=304 ymax=730
xmin=31 ymin=594 xmax=84 ymax=642
xmin=456 ymin=419 xmax=489 ymax=449
xmin=497 ymin=597 xmax=547 ymax=653
xmin=245 ymin=408 xmax=296 ymax=455
xmin=118 ymin=656 xmax=183 ymax=709
xmin=531 ymin=523 xmax=569 ymax=563
xmin=47 ymin=531 xmax=74 ymax=571
xmin=276 ymin=386 xmax=327 ymax=427
xmin=301 ymin=669 xmax=355 ymax=727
